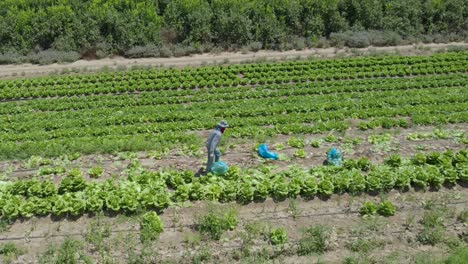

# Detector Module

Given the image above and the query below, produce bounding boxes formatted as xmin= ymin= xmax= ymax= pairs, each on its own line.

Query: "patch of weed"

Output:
xmin=346 ymin=237 xmax=385 ymax=253
xmin=85 ymin=216 xmax=111 ymax=252
xmin=39 ymin=238 xmax=91 ymax=264
xmin=0 ymin=242 xmax=25 ymax=264
xmin=297 ymin=225 xmax=331 ymax=255
xmin=195 ymin=206 xmax=238 ymax=240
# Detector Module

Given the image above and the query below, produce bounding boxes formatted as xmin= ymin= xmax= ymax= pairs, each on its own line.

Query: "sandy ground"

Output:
xmin=0 ymin=42 xmax=466 ymax=79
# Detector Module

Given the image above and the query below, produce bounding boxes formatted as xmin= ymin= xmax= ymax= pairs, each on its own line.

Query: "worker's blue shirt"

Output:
xmin=206 ymin=129 xmax=221 ymax=153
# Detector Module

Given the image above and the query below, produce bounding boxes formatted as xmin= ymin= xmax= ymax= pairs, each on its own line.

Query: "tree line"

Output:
xmin=0 ymin=0 xmax=466 ymax=63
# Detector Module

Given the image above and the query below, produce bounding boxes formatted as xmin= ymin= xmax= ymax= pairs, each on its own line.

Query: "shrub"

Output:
xmin=173 ymin=45 xmax=192 ymax=57
xmin=329 ymin=31 xmax=370 ymax=48
xmin=245 ymin=41 xmax=263 ymax=52
xmin=291 ymin=37 xmax=307 ymax=50
xmin=369 ymin=31 xmax=402 ymax=46
xmin=0 ymin=52 xmax=22 ymax=64
xmin=26 ymin=50 xmax=80 ymax=65
xmin=159 ymin=45 xmax=173 ymax=57
xmin=124 ymin=44 xmax=161 ymax=58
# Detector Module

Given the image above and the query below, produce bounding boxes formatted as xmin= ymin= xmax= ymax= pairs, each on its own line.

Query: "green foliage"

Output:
xmin=417 ymin=226 xmax=445 ymax=246
xmin=323 ymin=134 xmax=338 ymax=143
xmin=368 ymin=133 xmax=394 ymax=152
xmin=346 ymin=238 xmax=384 ymax=253
xmin=298 ymin=225 xmax=331 ymax=255
xmin=88 ymin=167 xmax=104 ymax=179
xmin=287 ymin=137 xmax=305 ymax=148
xmin=293 ymin=149 xmax=306 ymax=158
xmin=58 ymin=169 xmax=86 ymax=193
xmin=39 ymin=238 xmax=91 ymax=264
xmin=196 ymin=207 xmax=238 ymax=240
xmin=384 ymin=154 xmax=402 ymax=167
xmin=0 ymin=150 xmax=465 ymax=222
xmin=310 ymin=140 xmax=321 ymax=148
xmin=300 ymin=176 xmax=318 ymax=199
xmin=191 ymin=247 xmax=212 ymax=264
xmin=0 ymin=0 xmax=466 ymax=60
xmin=377 ymin=201 xmax=396 ymax=217
xmin=444 ymin=247 xmax=468 ymax=264
xmin=140 ymin=211 xmax=164 ymax=243
xmin=457 ymin=210 xmax=468 ymax=224
xmin=268 ymin=228 xmax=288 ymax=245
xmin=38 ymin=166 xmax=66 ymax=176
xmin=360 ymin=202 xmax=378 ymax=217
xmin=0 ymin=53 xmax=465 ymax=161
xmin=317 ymin=178 xmax=334 ymax=197
xmin=85 ymin=217 xmax=111 ymax=252
xmin=0 ymin=242 xmax=25 ymax=263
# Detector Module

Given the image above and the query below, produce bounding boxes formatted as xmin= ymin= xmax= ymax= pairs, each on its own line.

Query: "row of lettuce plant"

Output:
xmin=0 ymin=150 xmax=466 ymax=221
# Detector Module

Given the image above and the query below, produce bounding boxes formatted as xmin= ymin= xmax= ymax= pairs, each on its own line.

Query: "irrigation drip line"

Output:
xmin=0 ymin=199 xmax=466 ymax=242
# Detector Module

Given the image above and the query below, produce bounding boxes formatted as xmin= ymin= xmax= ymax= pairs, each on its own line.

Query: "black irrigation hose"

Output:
xmin=0 ymin=200 xmax=466 ymax=242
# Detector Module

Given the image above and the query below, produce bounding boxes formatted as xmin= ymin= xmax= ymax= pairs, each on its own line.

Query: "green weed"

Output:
xmin=297 ymin=225 xmax=331 ymax=255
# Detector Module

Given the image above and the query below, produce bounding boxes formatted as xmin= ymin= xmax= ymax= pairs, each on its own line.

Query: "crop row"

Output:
xmin=2 ymin=104 xmax=467 ymax=160
xmin=2 ymin=77 xmax=465 ymax=128
xmin=0 ymin=150 xmax=466 ymax=221
xmin=0 ymin=80 xmax=465 ymax=129
xmin=0 ymin=73 xmax=464 ymax=115
xmin=0 ymin=61 xmax=465 ymax=101
xmin=0 ymin=86 xmax=465 ymax=142
xmin=0 ymin=52 xmax=466 ymax=98
xmin=0 ymin=52 xmax=465 ymax=159
xmin=1 ymin=52 xmax=465 ymax=90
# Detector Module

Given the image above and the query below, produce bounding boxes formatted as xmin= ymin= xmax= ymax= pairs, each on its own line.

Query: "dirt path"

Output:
xmin=0 ymin=42 xmax=466 ymax=79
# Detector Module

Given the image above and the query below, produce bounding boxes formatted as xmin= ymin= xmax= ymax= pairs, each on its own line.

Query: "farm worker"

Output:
xmin=206 ymin=120 xmax=229 ymax=172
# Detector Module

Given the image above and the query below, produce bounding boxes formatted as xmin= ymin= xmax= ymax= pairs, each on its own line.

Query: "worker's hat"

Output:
xmin=217 ymin=120 xmax=229 ymax=128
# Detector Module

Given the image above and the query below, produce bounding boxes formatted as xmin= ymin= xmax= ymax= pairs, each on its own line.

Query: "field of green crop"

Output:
xmin=0 ymin=52 xmax=466 ymax=159
xmin=0 ymin=52 xmax=466 ymax=263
